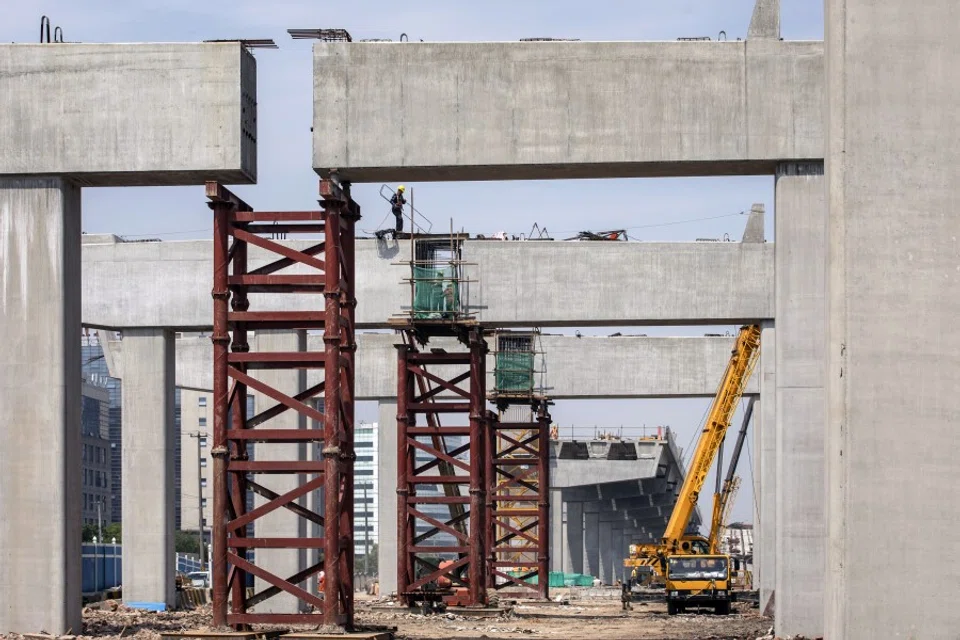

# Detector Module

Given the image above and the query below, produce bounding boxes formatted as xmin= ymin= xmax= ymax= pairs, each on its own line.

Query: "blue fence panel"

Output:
xmin=82 ymin=543 xmax=122 ymax=593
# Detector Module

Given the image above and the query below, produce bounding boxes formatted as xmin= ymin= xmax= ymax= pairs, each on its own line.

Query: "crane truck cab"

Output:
xmin=664 ymin=554 xmax=732 ymax=615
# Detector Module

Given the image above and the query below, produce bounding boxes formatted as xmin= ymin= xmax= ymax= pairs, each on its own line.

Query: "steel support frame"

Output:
xmin=485 ymin=403 xmax=551 ymax=600
xmin=209 ymin=180 xmax=358 ymax=628
xmin=396 ymin=327 xmax=489 ymax=607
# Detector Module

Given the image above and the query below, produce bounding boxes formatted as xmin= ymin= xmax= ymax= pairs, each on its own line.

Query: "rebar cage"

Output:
xmin=208 ymin=180 xmax=358 ymax=628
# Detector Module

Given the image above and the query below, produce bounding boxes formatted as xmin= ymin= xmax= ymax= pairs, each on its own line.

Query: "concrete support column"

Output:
xmin=564 ymin=501 xmax=584 ymax=575
xmin=758 ymin=323 xmax=776 ymax=614
xmin=549 ymin=488 xmax=564 ymax=573
xmin=121 ymin=328 xmax=176 ymax=609
xmin=253 ymin=330 xmax=307 ymax=614
xmin=825 ymin=4 xmax=960 ymax=636
xmin=583 ymin=509 xmax=600 ymax=579
xmin=0 ymin=179 xmax=81 ymax=634
xmin=774 ymin=163 xmax=826 ymax=638
xmin=377 ymin=400 xmax=398 ymax=595
xmin=597 ymin=522 xmax=613 ymax=585
xmin=610 ymin=527 xmax=624 ymax=584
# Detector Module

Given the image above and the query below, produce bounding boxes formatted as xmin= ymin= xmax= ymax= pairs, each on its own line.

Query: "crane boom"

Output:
xmin=708 ymin=396 xmax=756 ymax=553
xmin=660 ymin=324 xmax=761 ymax=554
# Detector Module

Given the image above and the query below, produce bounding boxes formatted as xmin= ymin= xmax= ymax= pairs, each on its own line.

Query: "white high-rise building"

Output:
xmin=354 ymin=422 xmax=379 ymax=564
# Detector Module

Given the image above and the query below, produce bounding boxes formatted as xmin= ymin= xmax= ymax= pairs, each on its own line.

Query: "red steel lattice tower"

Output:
xmin=208 ymin=179 xmax=358 ymax=627
xmin=486 ymin=401 xmax=551 ymax=599
xmin=396 ymin=327 xmax=490 ymax=607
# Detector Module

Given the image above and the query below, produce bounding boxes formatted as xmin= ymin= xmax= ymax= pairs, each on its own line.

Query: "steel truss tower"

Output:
xmin=208 ymin=179 xmax=358 ymax=628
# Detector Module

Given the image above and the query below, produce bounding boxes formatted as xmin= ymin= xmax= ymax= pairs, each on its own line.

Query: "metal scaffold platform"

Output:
xmin=207 ymin=179 xmax=358 ymax=628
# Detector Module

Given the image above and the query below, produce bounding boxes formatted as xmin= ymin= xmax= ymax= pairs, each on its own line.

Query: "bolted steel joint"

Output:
xmin=322 ymin=445 xmax=341 ymax=458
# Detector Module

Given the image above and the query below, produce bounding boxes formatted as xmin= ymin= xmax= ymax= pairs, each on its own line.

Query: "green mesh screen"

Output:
xmin=412 ymin=265 xmax=460 ymax=319
xmin=496 ymin=351 xmax=534 ymax=392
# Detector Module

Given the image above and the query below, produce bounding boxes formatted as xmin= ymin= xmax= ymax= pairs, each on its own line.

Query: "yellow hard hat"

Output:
xmin=397 ymin=185 xmax=405 ymax=192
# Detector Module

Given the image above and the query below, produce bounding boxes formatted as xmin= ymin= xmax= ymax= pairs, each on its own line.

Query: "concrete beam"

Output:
xmin=774 ymin=163 xmax=826 ymax=638
xmin=81 ymin=236 xmax=773 ymax=329
xmin=825 ymin=2 xmax=960 ymax=637
xmin=312 ymin=40 xmax=822 ymax=182
xmin=0 ymin=43 xmax=256 ymax=185
xmin=120 ymin=329 xmax=176 ymax=610
xmin=103 ymin=333 xmax=760 ymax=399
xmin=0 ymin=178 xmax=82 ymax=634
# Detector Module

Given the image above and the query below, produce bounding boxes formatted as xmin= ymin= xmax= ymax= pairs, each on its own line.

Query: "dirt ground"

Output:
xmin=0 ymin=597 xmax=774 ymax=640
xmin=362 ymin=599 xmax=772 ymax=640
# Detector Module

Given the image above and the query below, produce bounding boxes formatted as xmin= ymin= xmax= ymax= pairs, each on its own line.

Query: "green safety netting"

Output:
xmin=496 ymin=351 xmax=534 ymax=392
xmin=412 ymin=265 xmax=460 ymax=319
xmin=546 ymin=572 xmax=596 ymax=587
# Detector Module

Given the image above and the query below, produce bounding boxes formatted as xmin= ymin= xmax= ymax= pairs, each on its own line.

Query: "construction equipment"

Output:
xmin=622 ymin=325 xmax=761 ymax=613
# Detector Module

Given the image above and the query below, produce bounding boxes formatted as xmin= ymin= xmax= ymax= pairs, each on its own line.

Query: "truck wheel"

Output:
xmin=715 ymin=601 xmax=730 ymax=615
xmin=667 ymin=602 xmax=678 ymax=615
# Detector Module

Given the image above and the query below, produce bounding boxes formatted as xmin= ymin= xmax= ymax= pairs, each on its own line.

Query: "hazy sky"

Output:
xmin=4 ymin=1 xmax=824 ymax=529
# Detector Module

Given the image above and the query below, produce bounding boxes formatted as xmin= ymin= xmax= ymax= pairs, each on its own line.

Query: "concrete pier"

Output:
xmin=120 ymin=329 xmax=176 ymax=609
xmin=0 ymin=41 xmax=254 ymax=633
xmin=564 ymin=501 xmax=584 ymax=575
xmin=825 ymin=1 xmax=960 ymax=637
xmin=252 ymin=331 xmax=309 ymax=614
xmin=757 ymin=323 xmax=776 ymax=614
xmin=0 ymin=178 xmax=82 ymax=633
xmin=774 ymin=163 xmax=826 ymax=637
xmin=377 ymin=401 xmax=398 ymax=596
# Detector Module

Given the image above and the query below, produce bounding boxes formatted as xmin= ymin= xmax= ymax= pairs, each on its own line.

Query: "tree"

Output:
xmin=104 ymin=522 xmax=122 ymax=543
xmin=82 ymin=523 xmax=99 ymax=542
xmin=175 ymin=530 xmax=202 ymax=555
xmin=361 ymin=542 xmax=379 ymax=577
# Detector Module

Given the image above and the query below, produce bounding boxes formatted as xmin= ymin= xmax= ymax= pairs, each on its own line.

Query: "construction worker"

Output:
xmin=390 ymin=185 xmax=407 ymax=236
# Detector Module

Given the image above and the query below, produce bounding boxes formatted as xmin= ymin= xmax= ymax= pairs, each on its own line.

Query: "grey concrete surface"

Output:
xmin=0 ymin=179 xmax=82 ymax=634
xmin=81 ymin=236 xmax=773 ymax=329
xmin=376 ymin=401 xmax=398 ymax=596
xmin=774 ymin=163 xmax=825 ymax=638
xmin=757 ymin=324 xmax=776 ymax=614
xmin=825 ymin=2 xmax=960 ymax=637
xmin=564 ymin=501 xmax=584 ymax=575
xmin=748 ymin=0 xmax=781 ymax=39
xmin=583 ymin=509 xmax=601 ymax=579
xmin=251 ymin=331 xmax=309 ymax=614
xmin=120 ymin=329 xmax=175 ymax=609
xmin=313 ymin=40 xmax=822 ymax=182
xmin=0 ymin=43 xmax=256 ymax=185
xmin=102 ymin=332 xmax=759 ymax=399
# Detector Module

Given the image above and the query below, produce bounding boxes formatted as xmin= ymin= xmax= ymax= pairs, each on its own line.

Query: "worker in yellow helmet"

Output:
xmin=390 ymin=185 xmax=407 ymax=237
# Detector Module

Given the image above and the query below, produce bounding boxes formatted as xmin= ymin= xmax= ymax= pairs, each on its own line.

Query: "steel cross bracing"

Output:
xmin=207 ymin=179 xmax=359 ymax=628
xmin=485 ymin=403 xmax=550 ymax=600
xmin=396 ymin=327 xmax=490 ymax=607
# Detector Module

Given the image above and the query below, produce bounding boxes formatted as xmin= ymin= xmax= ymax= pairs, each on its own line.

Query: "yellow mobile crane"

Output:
xmin=622 ymin=325 xmax=761 ymax=613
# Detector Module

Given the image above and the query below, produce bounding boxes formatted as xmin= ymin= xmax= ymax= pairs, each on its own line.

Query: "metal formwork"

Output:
xmin=208 ymin=179 xmax=358 ymax=628
xmin=486 ymin=402 xmax=551 ymax=599
xmin=396 ymin=327 xmax=489 ymax=607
